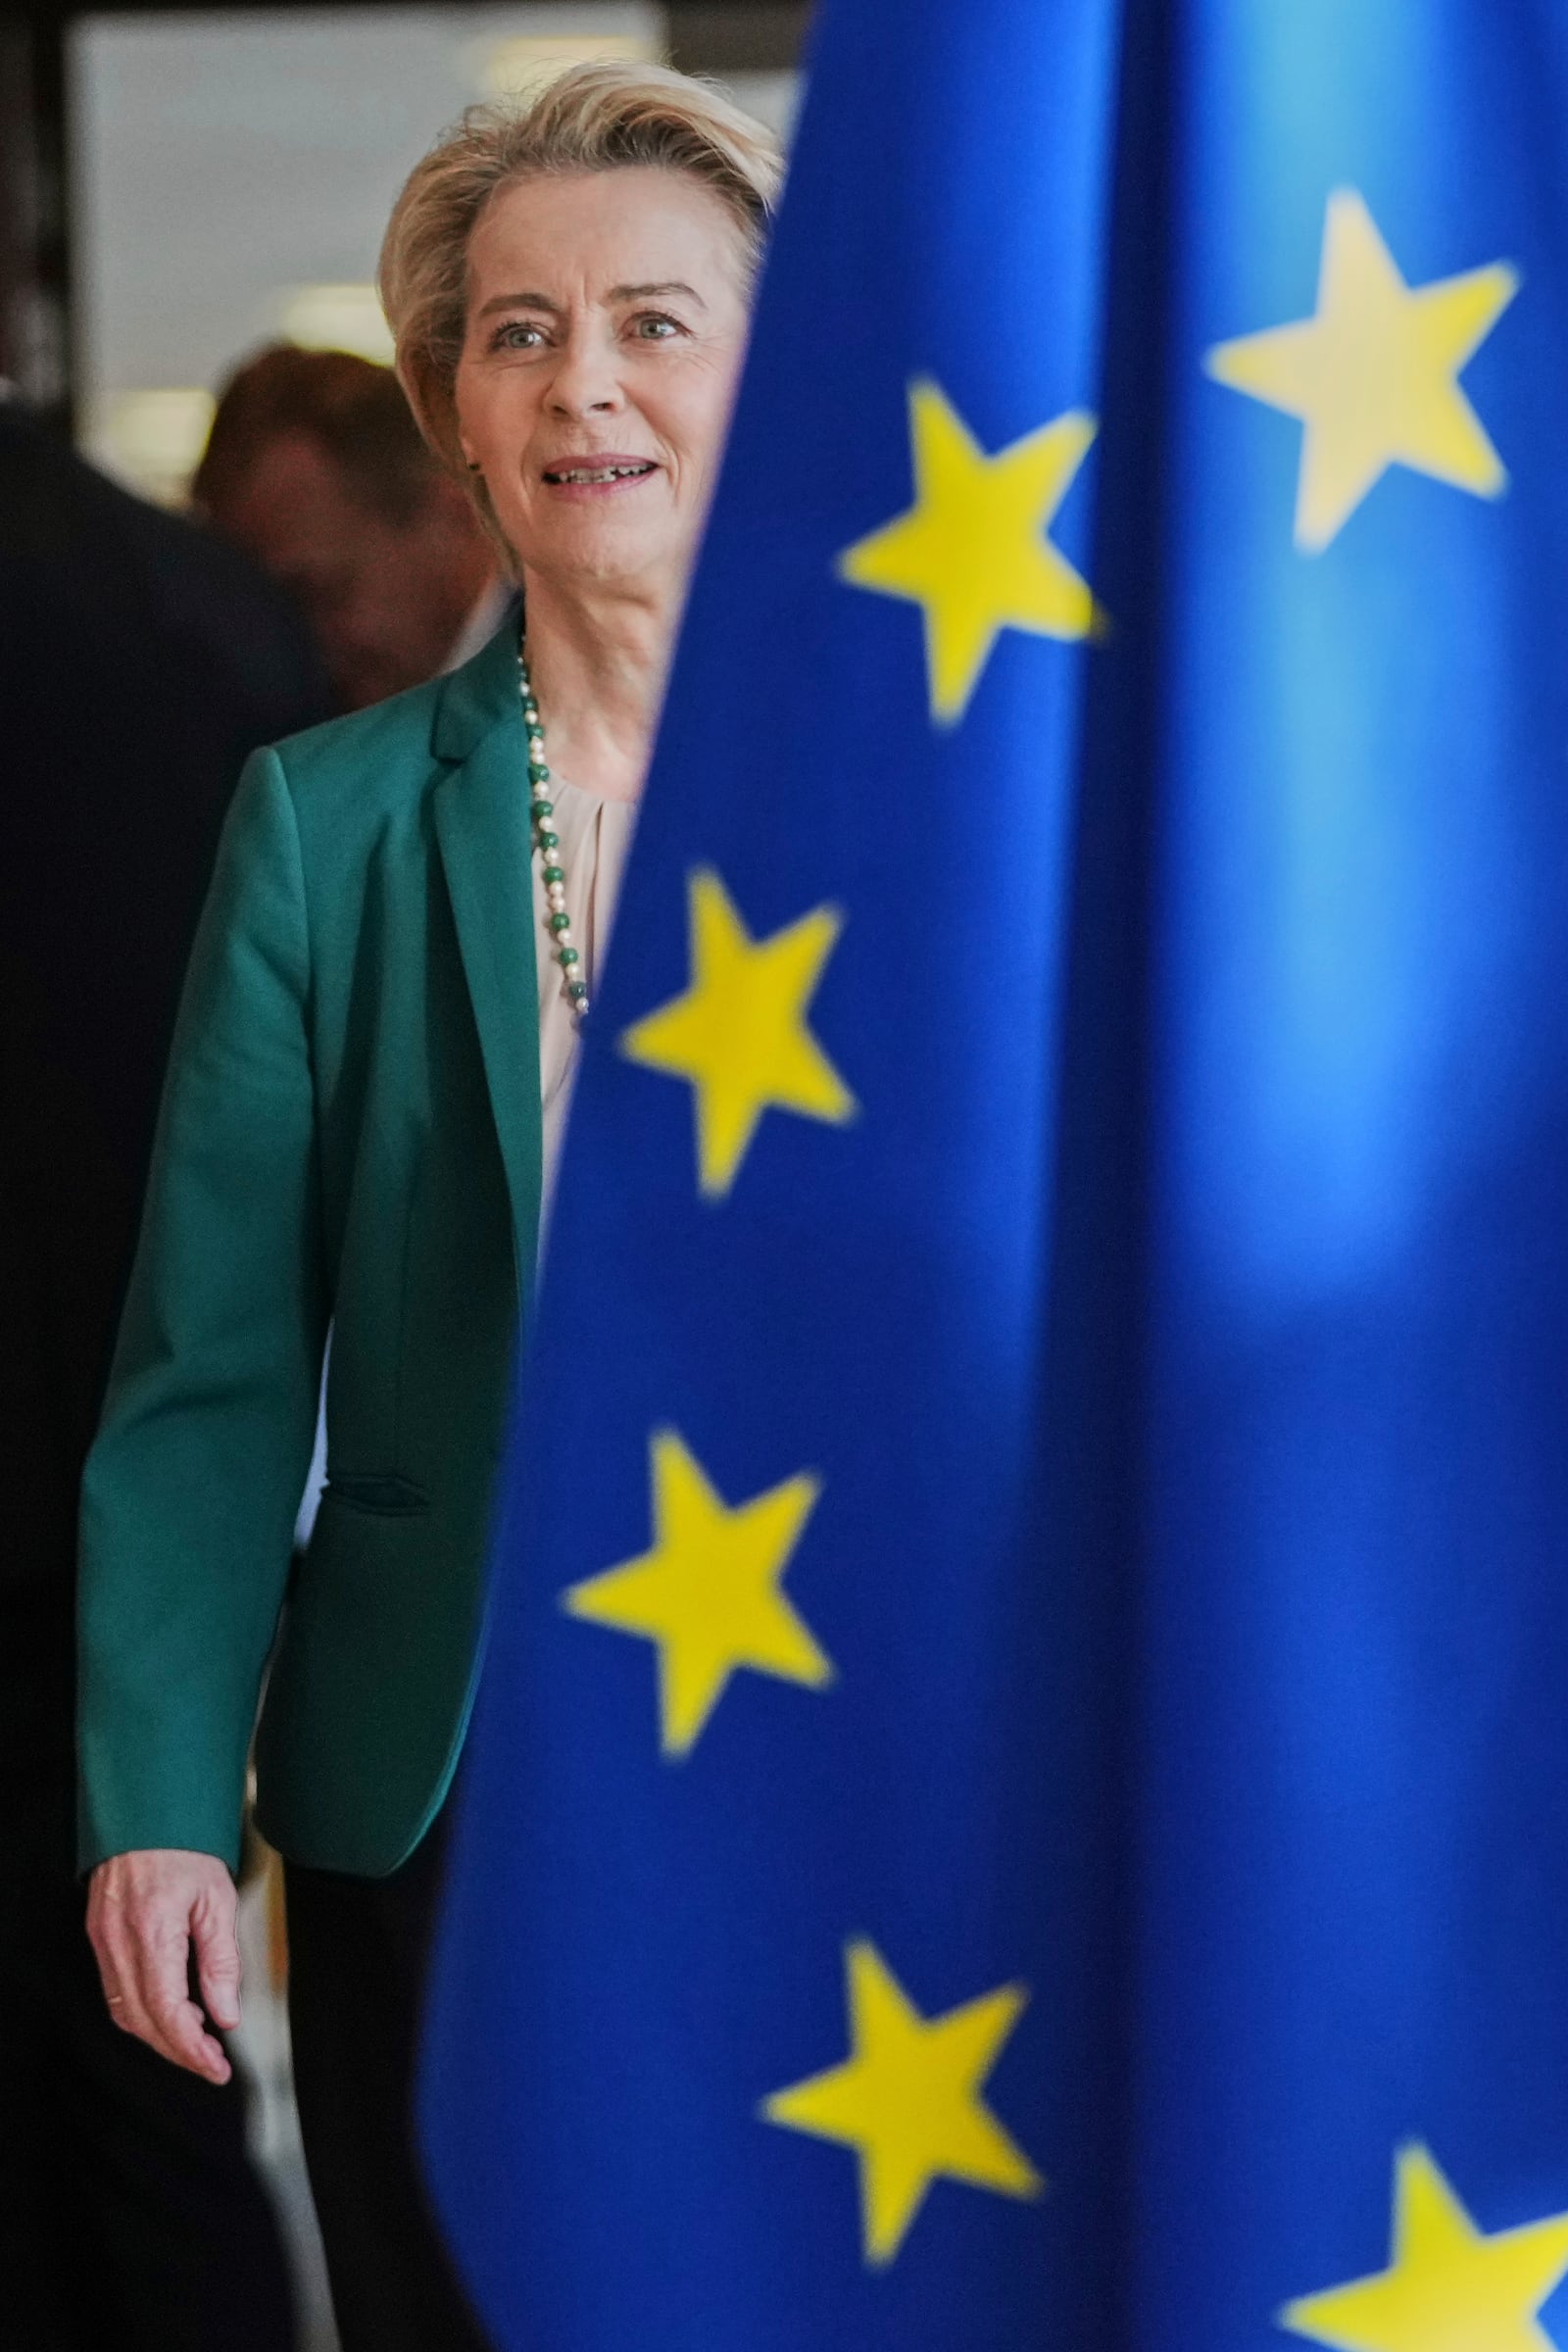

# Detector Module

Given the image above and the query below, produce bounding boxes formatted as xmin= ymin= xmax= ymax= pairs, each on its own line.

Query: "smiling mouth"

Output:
xmin=542 ymin=462 xmax=657 ymax=486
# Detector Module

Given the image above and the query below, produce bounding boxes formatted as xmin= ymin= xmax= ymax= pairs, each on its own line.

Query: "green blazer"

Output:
xmin=78 ymin=613 xmax=542 ymax=1878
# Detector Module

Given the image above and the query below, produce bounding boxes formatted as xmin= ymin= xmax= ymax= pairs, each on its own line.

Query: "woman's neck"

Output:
xmin=518 ymin=573 xmax=678 ymax=805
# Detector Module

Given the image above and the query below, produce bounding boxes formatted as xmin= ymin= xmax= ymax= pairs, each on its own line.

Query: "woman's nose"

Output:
xmin=548 ymin=335 xmax=622 ymax=417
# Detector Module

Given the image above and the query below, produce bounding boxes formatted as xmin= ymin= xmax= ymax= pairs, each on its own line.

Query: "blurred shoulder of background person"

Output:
xmin=194 ymin=342 xmax=508 ymax=711
xmin=0 ymin=387 xmax=325 ymax=2352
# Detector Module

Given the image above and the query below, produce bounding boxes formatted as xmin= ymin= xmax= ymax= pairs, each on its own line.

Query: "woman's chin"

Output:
xmin=517 ymin=517 xmax=689 ymax=593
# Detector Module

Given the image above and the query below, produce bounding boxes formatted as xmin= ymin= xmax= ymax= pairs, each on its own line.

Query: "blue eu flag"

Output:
xmin=421 ymin=0 xmax=1568 ymax=2345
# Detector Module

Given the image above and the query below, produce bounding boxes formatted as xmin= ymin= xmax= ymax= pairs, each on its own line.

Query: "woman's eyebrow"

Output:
xmin=474 ymin=280 xmax=709 ymax=318
xmin=476 ymin=289 xmax=563 ymax=318
xmin=609 ymin=280 xmax=708 ymax=308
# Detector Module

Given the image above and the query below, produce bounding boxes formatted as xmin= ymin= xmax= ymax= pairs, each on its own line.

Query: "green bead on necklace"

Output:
xmin=518 ymin=647 xmax=590 ymax=1019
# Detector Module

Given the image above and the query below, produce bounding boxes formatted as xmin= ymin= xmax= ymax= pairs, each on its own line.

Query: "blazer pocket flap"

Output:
xmin=322 ymin=1472 xmax=430 ymax=1516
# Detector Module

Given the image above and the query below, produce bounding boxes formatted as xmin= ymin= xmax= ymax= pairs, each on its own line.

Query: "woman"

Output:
xmin=78 ymin=64 xmax=782 ymax=2350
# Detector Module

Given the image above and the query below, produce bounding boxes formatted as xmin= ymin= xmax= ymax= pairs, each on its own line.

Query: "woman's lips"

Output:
xmin=540 ymin=456 xmax=659 ymax=492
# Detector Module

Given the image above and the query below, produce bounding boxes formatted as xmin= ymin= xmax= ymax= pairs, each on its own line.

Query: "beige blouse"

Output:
xmin=533 ymin=770 xmax=638 ymax=1223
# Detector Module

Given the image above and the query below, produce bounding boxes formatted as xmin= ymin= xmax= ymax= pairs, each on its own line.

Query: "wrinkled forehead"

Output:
xmin=465 ymin=164 xmax=753 ymax=312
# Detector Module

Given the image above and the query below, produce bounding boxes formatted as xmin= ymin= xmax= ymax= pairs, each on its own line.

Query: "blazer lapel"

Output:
xmin=431 ymin=617 xmax=543 ymax=1297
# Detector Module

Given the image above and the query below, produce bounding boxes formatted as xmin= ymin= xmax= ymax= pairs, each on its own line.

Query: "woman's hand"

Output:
xmin=86 ymin=1848 xmax=241 ymax=2083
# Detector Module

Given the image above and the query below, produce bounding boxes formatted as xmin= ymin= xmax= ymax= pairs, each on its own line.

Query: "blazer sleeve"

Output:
xmin=77 ymin=745 xmax=328 ymax=1874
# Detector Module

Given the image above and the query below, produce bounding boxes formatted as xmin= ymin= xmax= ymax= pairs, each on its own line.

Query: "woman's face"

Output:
xmin=456 ymin=166 xmax=753 ymax=597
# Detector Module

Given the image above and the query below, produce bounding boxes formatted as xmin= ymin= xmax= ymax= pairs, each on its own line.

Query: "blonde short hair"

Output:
xmin=379 ymin=62 xmax=783 ymax=489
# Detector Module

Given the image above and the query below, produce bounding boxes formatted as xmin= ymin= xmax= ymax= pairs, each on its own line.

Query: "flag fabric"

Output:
xmin=419 ymin=1 xmax=1568 ymax=2346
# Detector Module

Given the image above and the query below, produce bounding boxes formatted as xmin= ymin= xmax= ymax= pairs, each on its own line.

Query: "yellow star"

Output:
xmin=837 ymin=376 xmax=1099 ymax=725
xmin=562 ymin=1429 xmax=832 ymax=1755
xmin=1280 ymin=2142 xmax=1568 ymax=2352
xmin=761 ymin=1938 xmax=1043 ymax=2266
xmin=619 ymin=867 xmax=855 ymax=1200
xmin=1205 ymin=187 xmax=1519 ymax=552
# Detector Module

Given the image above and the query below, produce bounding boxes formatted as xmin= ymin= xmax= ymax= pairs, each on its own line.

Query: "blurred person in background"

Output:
xmin=194 ymin=343 xmax=508 ymax=710
xmin=0 ymin=389 xmax=326 ymax=2350
xmin=76 ymin=64 xmax=781 ymax=2352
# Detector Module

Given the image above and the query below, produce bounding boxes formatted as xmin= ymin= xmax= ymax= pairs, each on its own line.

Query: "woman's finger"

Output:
xmin=130 ymin=1913 xmax=232 ymax=2082
xmin=94 ymin=1910 xmax=175 ymax=2064
xmin=192 ymin=1878 xmax=243 ymax=2034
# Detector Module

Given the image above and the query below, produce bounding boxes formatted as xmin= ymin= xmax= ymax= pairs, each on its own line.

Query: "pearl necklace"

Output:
xmin=518 ymin=648 xmax=589 ymax=1019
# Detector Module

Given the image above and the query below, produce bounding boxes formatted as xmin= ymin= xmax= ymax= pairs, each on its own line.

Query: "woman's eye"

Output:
xmin=632 ymin=314 xmax=681 ymax=340
xmin=492 ymin=321 xmax=547 ymax=351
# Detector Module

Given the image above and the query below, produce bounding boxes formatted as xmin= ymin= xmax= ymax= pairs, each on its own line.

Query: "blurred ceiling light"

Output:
xmin=93 ymin=387 xmax=216 ymax=506
xmin=472 ymin=6 xmax=663 ymax=99
xmin=723 ymin=72 xmax=804 ymax=144
xmin=477 ymin=36 xmax=659 ymax=96
xmin=281 ymin=283 xmax=394 ymax=365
